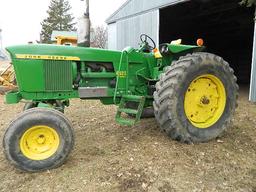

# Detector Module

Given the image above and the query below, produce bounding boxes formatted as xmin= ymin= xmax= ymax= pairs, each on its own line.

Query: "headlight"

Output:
xmin=160 ymin=45 xmax=169 ymax=54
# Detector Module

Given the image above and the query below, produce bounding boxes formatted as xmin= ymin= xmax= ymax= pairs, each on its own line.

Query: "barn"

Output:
xmin=106 ymin=0 xmax=256 ymax=101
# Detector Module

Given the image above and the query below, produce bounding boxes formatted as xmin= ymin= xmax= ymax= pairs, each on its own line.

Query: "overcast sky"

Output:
xmin=0 ymin=0 xmax=126 ymax=48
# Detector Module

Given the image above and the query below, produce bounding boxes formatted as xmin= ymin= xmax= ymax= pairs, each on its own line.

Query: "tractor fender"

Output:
xmin=160 ymin=43 xmax=205 ymax=55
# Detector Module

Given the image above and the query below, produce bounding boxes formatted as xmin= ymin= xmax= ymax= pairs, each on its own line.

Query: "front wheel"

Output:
xmin=23 ymin=100 xmax=65 ymax=113
xmin=3 ymin=108 xmax=74 ymax=172
xmin=23 ymin=102 xmax=38 ymax=111
xmin=153 ymin=52 xmax=238 ymax=143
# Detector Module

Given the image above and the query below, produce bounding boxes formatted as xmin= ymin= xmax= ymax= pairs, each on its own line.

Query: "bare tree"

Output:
xmin=91 ymin=26 xmax=107 ymax=49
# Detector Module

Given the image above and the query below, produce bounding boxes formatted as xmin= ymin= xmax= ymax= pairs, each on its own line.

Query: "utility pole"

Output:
xmin=77 ymin=0 xmax=90 ymax=47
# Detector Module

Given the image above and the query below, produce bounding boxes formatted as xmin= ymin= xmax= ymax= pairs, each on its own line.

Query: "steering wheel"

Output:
xmin=140 ymin=34 xmax=156 ymax=50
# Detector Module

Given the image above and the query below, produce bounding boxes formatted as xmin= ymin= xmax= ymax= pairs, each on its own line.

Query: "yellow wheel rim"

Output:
xmin=20 ymin=125 xmax=60 ymax=160
xmin=184 ymin=74 xmax=226 ymax=129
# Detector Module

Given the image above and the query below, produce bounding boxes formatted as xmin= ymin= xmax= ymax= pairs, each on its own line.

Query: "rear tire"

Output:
xmin=153 ymin=52 xmax=238 ymax=143
xmin=3 ymin=108 xmax=74 ymax=172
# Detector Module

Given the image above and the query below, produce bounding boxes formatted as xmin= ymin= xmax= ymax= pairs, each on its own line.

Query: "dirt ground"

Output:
xmin=0 ymin=87 xmax=255 ymax=192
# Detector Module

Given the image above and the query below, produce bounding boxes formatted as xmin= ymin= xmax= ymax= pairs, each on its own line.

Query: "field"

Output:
xmin=0 ymin=87 xmax=255 ymax=192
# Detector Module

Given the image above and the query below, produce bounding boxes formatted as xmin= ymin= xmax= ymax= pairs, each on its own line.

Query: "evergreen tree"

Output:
xmin=40 ymin=0 xmax=76 ymax=43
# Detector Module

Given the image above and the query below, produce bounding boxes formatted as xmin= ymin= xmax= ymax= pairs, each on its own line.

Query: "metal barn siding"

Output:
xmin=106 ymin=0 xmax=188 ymax=50
xmin=108 ymin=23 xmax=117 ymax=50
xmin=250 ymin=13 xmax=256 ymax=102
xmin=106 ymin=0 xmax=187 ymax=50
xmin=116 ymin=10 xmax=159 ymax=50
xmin=106 ymin=0 xmax=188 ymax=24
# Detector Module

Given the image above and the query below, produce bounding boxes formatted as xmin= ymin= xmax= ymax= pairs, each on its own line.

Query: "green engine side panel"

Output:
xmin=13 ymin=59 xmax=73 ymax=92
xmin=14 ymin=59 xmax=45 ymax=92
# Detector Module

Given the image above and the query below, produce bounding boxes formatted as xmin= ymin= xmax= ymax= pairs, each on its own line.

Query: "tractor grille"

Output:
xmin=44 ymin=60 xmax=73 ymax=91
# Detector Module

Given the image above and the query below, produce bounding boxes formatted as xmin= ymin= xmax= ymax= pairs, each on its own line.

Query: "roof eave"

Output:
xmin=105 ymin=0 xmax=132 ymax=24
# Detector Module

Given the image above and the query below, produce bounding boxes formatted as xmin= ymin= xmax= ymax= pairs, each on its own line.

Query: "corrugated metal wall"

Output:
xmin=115 ymin=10 xmax=159 ymax=50
xmin=106 ymin=0 xmax=187 ymax=50
xmin=250 ymin=18 xmax=256 ymax=102
xmin=108 ymin=10 xmax=159 ymax=50
xmin=107 ymin=0 xmax=187 ymax=23
xmin=108 ymin=23 xmax=117 ymax=50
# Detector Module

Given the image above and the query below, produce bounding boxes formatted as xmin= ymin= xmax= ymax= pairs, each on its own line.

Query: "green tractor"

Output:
xmin=3 ymin=34 xmax=238 ymax=172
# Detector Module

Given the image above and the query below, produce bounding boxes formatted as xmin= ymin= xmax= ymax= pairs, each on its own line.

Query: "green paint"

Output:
xmin=115 ymin=95 xmax=145 ymax=126
xmin=5 ymin=42 xmax=204 ymax=125
xmin=167 ymin=44 xmax=204 ymax=53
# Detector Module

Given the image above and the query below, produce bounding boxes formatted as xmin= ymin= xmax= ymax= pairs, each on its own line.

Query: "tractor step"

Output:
xmin=116 ymin=118 xmax=136 ymax=126
xmin=118 ymin=108 xmax=138 ymax=115
xmin=115 ymin=95 xmax=145 ymax=126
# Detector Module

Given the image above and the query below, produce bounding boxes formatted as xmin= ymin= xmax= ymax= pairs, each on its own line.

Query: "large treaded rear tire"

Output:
xmin=3 ymin=108 xmax=74 ymax=172
xmin=153 ymin=52 xmax=238 ymax=143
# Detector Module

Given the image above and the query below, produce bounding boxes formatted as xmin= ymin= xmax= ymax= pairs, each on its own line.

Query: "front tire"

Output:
xmin=23 ymin=102 xmax=38 ymax=111
xmin=3 ymin=108 xmax=74 ymax=172
xmin=153 ymin=52 xmax=238 ymax=143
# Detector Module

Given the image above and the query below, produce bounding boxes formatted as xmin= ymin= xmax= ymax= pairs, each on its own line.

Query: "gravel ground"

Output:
xmin=0 ymin=87 xmax=255 ymax=192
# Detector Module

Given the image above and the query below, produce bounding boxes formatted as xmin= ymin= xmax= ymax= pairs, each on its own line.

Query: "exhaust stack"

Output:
xmin=78 ymin=0 xmax=90 ymax=47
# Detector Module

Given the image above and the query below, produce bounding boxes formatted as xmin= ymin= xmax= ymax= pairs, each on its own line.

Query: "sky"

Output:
xmin=0 ymin=0 xmax=126 ymax=48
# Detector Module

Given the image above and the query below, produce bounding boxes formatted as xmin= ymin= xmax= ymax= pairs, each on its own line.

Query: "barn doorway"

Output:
xmin=159 ymin=0 xmax=255 ymax=85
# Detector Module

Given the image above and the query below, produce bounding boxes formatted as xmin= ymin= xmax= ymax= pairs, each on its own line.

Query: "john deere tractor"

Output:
xmin=3 ymin=34 xmax=238 ymax=172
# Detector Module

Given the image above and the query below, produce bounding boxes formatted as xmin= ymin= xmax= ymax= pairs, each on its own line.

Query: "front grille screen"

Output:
xmin=44 ymin=60 xmax=73 ymax=91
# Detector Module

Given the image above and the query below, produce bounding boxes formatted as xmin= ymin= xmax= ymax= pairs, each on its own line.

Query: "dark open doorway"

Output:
xmin=159 ymin=0 xmax=255 ymax=84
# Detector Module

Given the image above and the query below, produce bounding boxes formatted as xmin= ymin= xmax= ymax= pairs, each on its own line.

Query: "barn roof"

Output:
xmin=106 ymin=0 xmax=188 ymax=24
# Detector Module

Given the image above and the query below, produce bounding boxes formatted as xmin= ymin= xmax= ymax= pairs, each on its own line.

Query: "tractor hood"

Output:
xmin=6 ymin=44 xmax=122 ymax=63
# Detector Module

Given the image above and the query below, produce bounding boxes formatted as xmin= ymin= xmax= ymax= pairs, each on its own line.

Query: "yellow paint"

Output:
xmin=116 ymin=71 xmax=127 ymax=78
xmin=20 ymin=125 xmax=60 ymax=160
xmin=153 ymin=48 xmax=162 ymax=59
xmin=56 ymin=36 xmax=77 ymax=46
xmin=16 ymin=54 xmax=80 ymax=61
xmin=184 ymin=74 xmax=226 ymax=128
